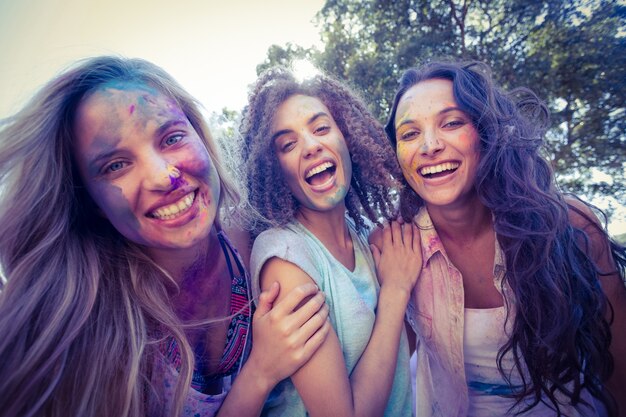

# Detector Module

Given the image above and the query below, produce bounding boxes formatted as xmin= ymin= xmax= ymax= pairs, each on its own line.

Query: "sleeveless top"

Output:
xmin=250 ymin=216 xmax=412 ymax=417
xmin=149 ymin=231 xmax=253 ymax=417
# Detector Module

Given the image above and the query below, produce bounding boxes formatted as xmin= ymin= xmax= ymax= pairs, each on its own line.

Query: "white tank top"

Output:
xmin=463 ymin=307 xmax=603 ymax=417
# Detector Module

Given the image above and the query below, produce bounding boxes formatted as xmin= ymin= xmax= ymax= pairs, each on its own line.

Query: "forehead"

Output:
xmin=272 ymin=94 xmax=332 ymax=128
xmin=79 ymin=81 xmax=177 ymax=117
xmin=396 ymin=78 xmax=456 ymax=117
xmin=74 ymin=81 xmax=184 ymax=135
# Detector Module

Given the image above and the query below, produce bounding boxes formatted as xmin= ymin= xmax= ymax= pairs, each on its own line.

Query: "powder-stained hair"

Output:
xmin=0 ymin=56 xmax=239 ymax=417
xmin=241 ymin=67 xmax=399 ymax=235
xmin=386 ymin=61 xmax=625 ymax=416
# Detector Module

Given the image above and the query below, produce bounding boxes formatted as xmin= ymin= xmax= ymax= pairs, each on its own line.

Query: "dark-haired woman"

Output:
xmin=384 ymin=61 xmax=626 ymax=416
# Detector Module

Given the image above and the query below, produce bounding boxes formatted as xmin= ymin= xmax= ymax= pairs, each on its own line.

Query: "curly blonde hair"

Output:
xmin=241 ymin=67 xmax=400 ymax=235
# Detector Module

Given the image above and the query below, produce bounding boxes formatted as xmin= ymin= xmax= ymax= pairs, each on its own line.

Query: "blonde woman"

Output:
xmin=0 ymin=56 xmax=330 ymax=417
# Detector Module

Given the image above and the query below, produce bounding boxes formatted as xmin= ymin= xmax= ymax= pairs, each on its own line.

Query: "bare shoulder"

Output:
xmin=222 ymin=224 xmax=252 ymax=270
xmin=565 ymin=195 xmax=602 ymax=231
xmin=566 ymin=196 xmax=626 ymax=295
xmin=260 ymin=257 xmax=316 ymax=301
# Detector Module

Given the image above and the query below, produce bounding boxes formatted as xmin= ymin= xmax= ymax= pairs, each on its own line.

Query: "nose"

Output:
xmin=420 ymin=129 xmax=444 ymax=157
xmin=302 ymin=133 xmax=323 ymax=159
xmin=143 ymin=152 xmax=178 ymax=191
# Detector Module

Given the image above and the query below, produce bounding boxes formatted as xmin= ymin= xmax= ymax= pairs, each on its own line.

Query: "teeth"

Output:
xmin=150 ymin=192 xmax=195 ymax=220
xmin=306 ymin=162 xmax=334 ymax=179
xmin=420 ymin=162 xmax=460 ymax=176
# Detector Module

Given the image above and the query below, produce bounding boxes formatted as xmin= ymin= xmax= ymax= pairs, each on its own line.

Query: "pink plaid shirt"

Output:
xmin=408 ymin=206 xmax=509 ymax=417
xmin=408 ymin=207 xmax=603 ymax=417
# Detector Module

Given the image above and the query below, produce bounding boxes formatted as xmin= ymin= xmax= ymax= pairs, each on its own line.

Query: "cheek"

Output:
xmin=338 ymin=140 xmax=352 ymax=181
xmin=89 ymin=182 xmax=140 ymax=232
xmin=396 ymin=143 xmax=418 ymax=175
xmin=178 ymin=142 xmax=213 ymax=176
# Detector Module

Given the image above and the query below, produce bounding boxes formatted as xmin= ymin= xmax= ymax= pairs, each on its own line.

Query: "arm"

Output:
xmin=567 ymin=199 xmax=626 ymax=413
xmin=260 ymin=221 xmax=422 ymax=417
xmin=217 ymin=282 xmax=331 ymax=417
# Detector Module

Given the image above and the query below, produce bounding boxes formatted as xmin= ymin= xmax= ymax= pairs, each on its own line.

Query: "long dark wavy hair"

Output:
xmin=385 ymin=61 xmax=625 ymax=416
xmin=241 ymin=67 xmax=400 ymax=236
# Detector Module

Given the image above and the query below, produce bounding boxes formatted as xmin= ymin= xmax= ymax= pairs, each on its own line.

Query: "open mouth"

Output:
xmin=148 ymin=191 xmax=196 ymax=220
xmin=305 ymin=161 xmax=337 ymax=186
xmin=420 ymin=162 xmax=459 ymax=179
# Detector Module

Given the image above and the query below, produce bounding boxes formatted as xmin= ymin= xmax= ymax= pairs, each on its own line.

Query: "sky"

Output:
xmin=0 ymin=0 xmax=325 ymax=117
xmin=1 ymin=0 xmax=624 ymax=235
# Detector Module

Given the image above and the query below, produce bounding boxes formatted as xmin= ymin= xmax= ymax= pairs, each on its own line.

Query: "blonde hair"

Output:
xmin=0 ymin=56 xmax=239 ymax=417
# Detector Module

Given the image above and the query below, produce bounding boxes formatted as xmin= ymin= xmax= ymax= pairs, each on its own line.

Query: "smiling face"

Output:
xmin=271 ymin=94 xmax=352 ymax=215
xmin=394 ymin=78 xmax=481 ymax=210
xmin=72 ymin=81 xmax=220 ymax=251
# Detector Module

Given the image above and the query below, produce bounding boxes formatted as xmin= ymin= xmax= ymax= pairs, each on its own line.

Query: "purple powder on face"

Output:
xmin=129 ymin=104 xmax=135 ymax=114
xmin=169 ymin=174 xmax=186 ymax=189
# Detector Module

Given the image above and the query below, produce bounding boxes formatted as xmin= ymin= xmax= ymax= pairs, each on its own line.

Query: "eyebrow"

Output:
xmin=87 ymin=148 xmax=120 ymax=176
xmin=156 ymin=119 xmax=188 ymax=137
xmin=271 ymin=111 xmax=328 ymax=142
xmin=395 ymin=106 xmax=464 ymax=129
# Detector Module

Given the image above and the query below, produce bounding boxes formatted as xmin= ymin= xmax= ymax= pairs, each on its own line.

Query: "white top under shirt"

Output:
xmin=464 ymin=306 xmax=604 ymax=417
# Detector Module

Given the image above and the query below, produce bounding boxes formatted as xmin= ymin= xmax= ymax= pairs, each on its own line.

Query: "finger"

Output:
xmin=382 ymin=222 xmax=393 ymax=247
xmin=271 ymin=283 xmax=319 ymax=316
xmin=255 ymin=281 xmax=280 ymax=317
xmin=300 ymin=319 xmax=332 ymax=361
xmin=391 ymin=220 xmax=403 ymax=246
xmin=295 ymin=303 xmax=329 ymax=341
xmin=369 ymin=244 xmax=381 ymax=268
xmin=290 ymin=290 xmax=326 ymax=329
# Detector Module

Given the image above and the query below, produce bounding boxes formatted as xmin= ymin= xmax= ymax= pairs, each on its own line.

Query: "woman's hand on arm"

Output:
xmin=370 ymin=219 xmax=423 ymax=296
xmin=217 ymin=281 xmax=331 ymax=417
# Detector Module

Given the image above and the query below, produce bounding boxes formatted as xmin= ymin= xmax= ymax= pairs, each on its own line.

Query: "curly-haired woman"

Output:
xmin=0 ymin=56 xmax=332 ymax=417
xmin=384 ymin=61 xmax=626 ymax=416
xmin=241 ymin=67 xmax=420 ymax=417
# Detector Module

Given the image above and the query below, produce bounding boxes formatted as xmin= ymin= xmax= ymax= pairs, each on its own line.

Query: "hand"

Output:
xmin=369 ymin=220 xmax=422 ymax=296
xmin=246 ymin=282 xmax=331 ymax=389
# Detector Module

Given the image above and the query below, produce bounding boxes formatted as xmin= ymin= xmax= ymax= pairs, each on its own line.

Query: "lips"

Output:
xmin=304 ymin=160 xmax=337 ymax=187
xmin=419 ymin=161 xmax=459 ymax=178
xmin=148 ymin=191 xmax=196 ymax=220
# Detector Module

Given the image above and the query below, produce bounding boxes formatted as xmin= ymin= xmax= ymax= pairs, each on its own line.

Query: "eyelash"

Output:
xmin=443 ymin=120 xmax=465 ymax=128
xmin=281 ymin=140 xmax=296 ymax=152
xmin=164 ymin=133 xmax=184 ymax=147
xmin=103 ymin=160 xmax=127 ymax=174
xmin=400 ymin=130 xmax=419 ymax=141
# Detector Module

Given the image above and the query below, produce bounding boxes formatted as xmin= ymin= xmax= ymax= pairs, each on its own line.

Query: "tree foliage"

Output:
xmin=258 ymin=0 xmax=626 ymax=206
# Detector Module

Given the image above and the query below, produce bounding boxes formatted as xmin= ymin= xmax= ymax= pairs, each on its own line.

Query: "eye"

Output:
xmin=164 ymin=134 xmax=183 ymax=147
xmin=314 ymin=125 xmax=330 ymax=134
xmin=281 ymin=140 xmax=296 ymax=152
xmin=399 ymin=130 xmax=419 ymax=141
xmin=443 ymin=119 xmax=466 ymax=129
xmin=104 ymin=160 xmax=127 ymax=173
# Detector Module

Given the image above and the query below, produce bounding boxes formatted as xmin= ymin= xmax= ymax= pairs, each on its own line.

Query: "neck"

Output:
xmin=148 ymin=226 xmax=222 ymax=286
xmin=296 ymin=202 xmax=351 ymax=248
xmin=426 ymin=194 xmax=492 ymax=242
xmin=147 ymin=227 xmax=231 ymax=320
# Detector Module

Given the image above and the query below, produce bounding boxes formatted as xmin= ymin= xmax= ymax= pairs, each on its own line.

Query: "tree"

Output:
xmin=258 ymin=0 xmax=626 ymax=209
